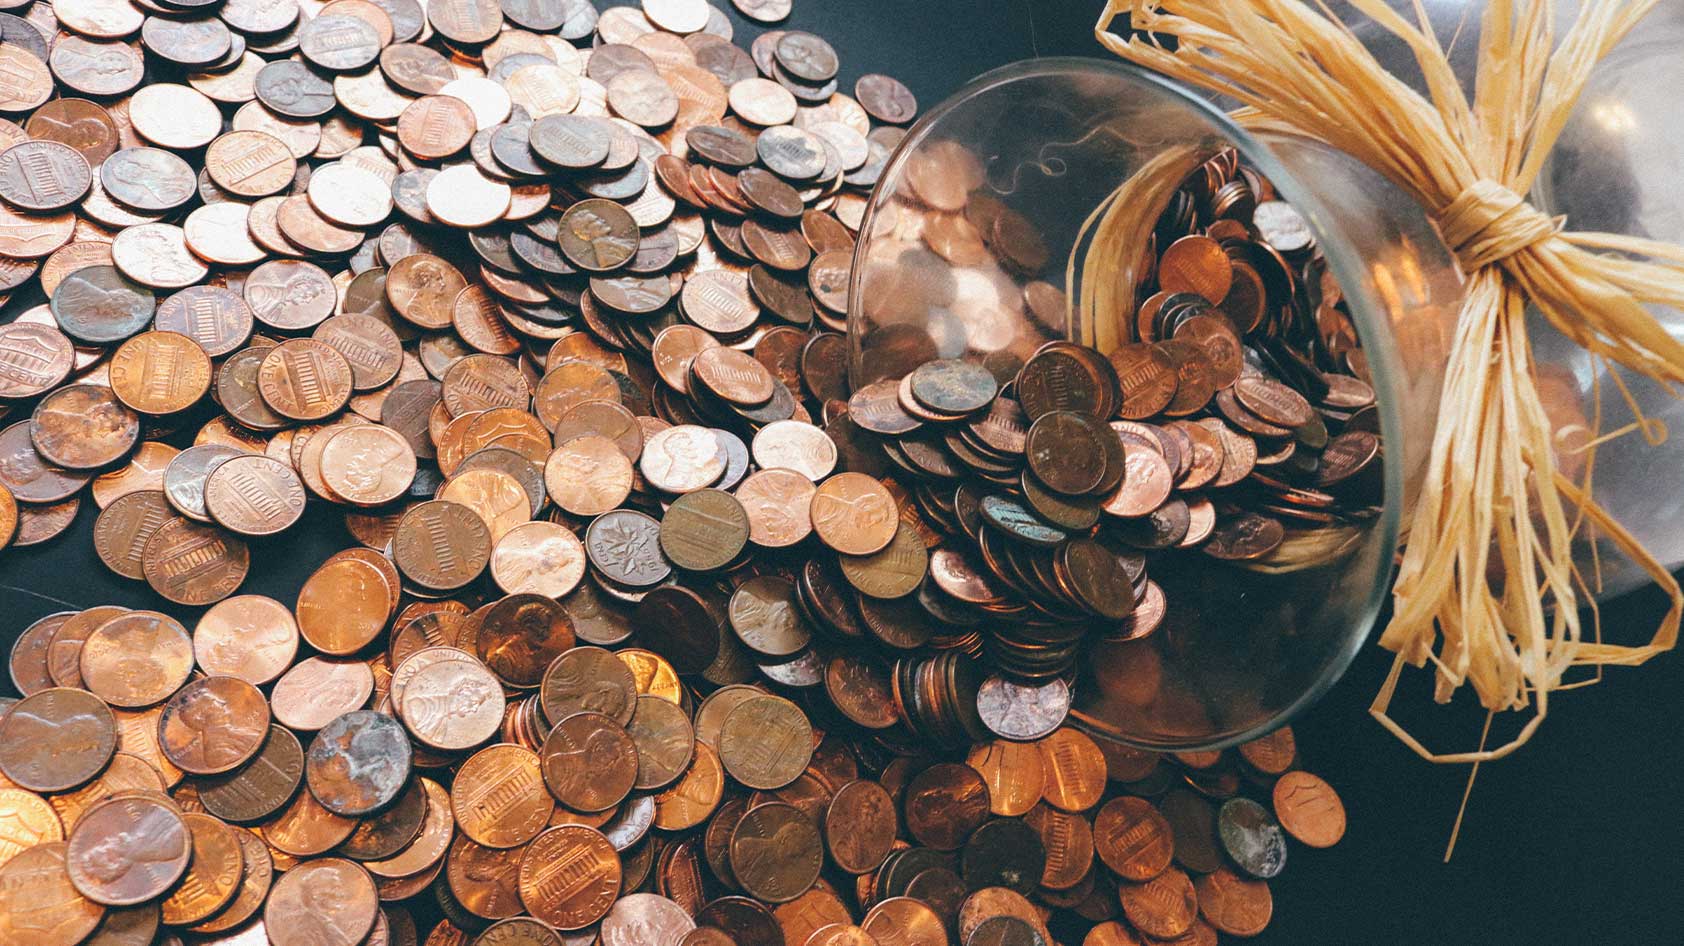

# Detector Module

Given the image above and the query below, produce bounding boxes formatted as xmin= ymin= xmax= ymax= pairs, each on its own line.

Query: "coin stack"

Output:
xmin=0 ymin=0 xmax=1353 ymax=942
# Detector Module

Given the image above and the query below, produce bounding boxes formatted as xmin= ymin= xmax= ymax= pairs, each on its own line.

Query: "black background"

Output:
xmin=4 ymin=2 xmax=1682 ymax=944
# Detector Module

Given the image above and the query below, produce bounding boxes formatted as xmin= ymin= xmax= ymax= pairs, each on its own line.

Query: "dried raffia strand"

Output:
xmin=1091 ymin=0 xmax=1684 ymax=761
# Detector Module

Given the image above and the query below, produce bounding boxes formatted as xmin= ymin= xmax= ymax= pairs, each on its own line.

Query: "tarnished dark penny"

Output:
xmin=0 ymin=687 xmax=117 ymax=791
xmin=541 ymin=711 xmax=637 ymax=813
xmin=626 ymin=693 xmax=696 ymax=792
xmin=159 ymin=675 xmax=269 ymax=776
xmin=392 ymin=499 xmax=491 ymax=591
xmin=101 ymin=147 xmax=196 ymax=213
xmin=1202 ymin=512 xmax=1284 ymax=561
xmin=560 ymin=198 xmax=639 ymax=272
xmin=306 ymin=711 xmax=412 ymax=817
xmin=50 ymin=264 xmax=154 ymax=344
xmin=824 ymin=778 xmax=896 ymax=875
xmin=660 ymin=488 xmax=750 ymax=571
xmin=198 ymin=724 xmax=305 ymax=824
xmin=29 ymin=384 xmax=139 ymax=471
xmin=728 ymin=801 xmax=823 ymax=905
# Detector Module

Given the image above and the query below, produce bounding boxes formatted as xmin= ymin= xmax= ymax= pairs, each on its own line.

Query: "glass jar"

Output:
xmin=849 ymin=57 xmax=1468 ymax=750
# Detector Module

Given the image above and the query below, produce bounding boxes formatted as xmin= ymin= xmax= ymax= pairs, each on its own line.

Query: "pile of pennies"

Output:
xmin=0 ymin=0 xmax=1355 ymax=944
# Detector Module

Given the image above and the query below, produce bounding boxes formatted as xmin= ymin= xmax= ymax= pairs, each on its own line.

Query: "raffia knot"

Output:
xmin=1437 ymin=179 xmax=1563 ymax=273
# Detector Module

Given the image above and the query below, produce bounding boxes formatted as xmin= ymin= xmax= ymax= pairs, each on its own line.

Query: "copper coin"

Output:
xmin=78 ymin=610 xmax=193 ymax=707
xmin=245 ymin=259 xmax=338 ymax=330
xmin=320 ymin=424 xmax=416 ymax=505
xmin=315 ymin=312 xmax=404 ymax=391
xmin=204 ymin=455 xmax=306 ymax=536
xmin=681 ymin=270 xmax=759 ymax=334
xmin=0 ymin=842 xmax=105 ymax=946
xmin=392 ymin=500 xmax=491 ymax=591
xmin=306 ymin=710 xmax=412 ymax=817
xmin=26 ymin=99 xmax=120 ymax=165
xmin=559 ymin=198 xmax=639 ymax=272
xmin=823 ymin=778 xmax=896 ymax=875
xmin=0 ymin=322 xmax=74 ymax=398
xmin=62 ymin=793 xmax=190 ymax=905
xmin=1036 ymin=728 xmax=1107 ymax=813
xmin=1093 ymin=796 xmax=1174 ymax=881
xmin=158 ymin=675 xmax=269 ymax=776
xmin=397 ymin=95 xmax=476 ymax=161
xmin=0 ymin=687 xmax=117 ymax=792
xmin=258 ymin=338 xmax=355 ymax=421
xmin=517 ymin=825 xmax=620 ymax=929
xmin=717 ymin=694 xmax=811 ymax=790
xmin=660 ymin=488 xmax=750 ymax=571
xmin=296 ymin=556 xmax=393 ymax=655
xmin=7 ymin=612 xmax=66 ymax=697
xmin=1271 ymin=771 xmax=1345 ymax=848
xmin=206 ymin=130 xmax=297 ymax=197
xmin=861 ymin=898 xmax=945 ymax=946
xmin=476 ymin=593 xmax=575 ymax=688
xmin=809 ymin=472 xmax=897 ymax=555
xmin=50 ymin=263 xmax=155 ymax=345
xmin=727 ymin=576 xmax=810 ymax=661
xmin=0 ymin=140 xmax=91 ymax=213
xmin=0 ymin=419 xmax=88 ymax=503
xmin=1158 ymin=235 xmax=1232 ymax=304
xmin=108 ymin=331 xmax=212 ymax=416
xmin=626 ymin=693 xmax=696 ymax=791
xmin=1118 ymin=866 xmax=1198 ymax=940
xmin=398 ymin=653 xmax=504 ymax=751
xmin=0 ymin=786 xmax=60 ymax=870
xmin=640 ymin=425 xmax=728 ymax=494
xmin=734 ymin=468 xmax=814 ymax=548
xmin=46 ymin=607 xmax=126 ymax=690
xmin=153 ymin=285 xmax=254 ymax=358
xmin=453 ymin=743 xmax=552 ymax=848
xmin=271 ymin=657 xmax=375 ymax=733
xmin=963 ymin=739 xmax=1044 ymax=817
xmin=197 ymin=724 xmax=304 ymax=823
xmin=264 ymin=858 xmax=380 ymax=946
xmin=142 ymin=517 xmax=249 ymax=606
xmin=191 ymin=825 xmax=274 ymax=934
xmin=261 ymin=778 xmax=359 ymax=857
xmin=491 ymin=520 xmax=587 ymax=598
xmin=541 ymin=711 xmax=637 ymax=813
xmin=28 ymin=384 xmax=138 ymax=471
xmin=160 ymin=811 xmax=243 ymax=925
xmin=728 ymin=801 xmax=822 ymax=905
xmin=1192 ymin=867 xmax=1271 ymax=937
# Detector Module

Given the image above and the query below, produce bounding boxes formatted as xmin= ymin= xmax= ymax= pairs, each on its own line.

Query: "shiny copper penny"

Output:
xmin=64 ymin=793 xmax=191 ymax=905
xmin=0 ymin=841 xmax=105 ymax=946
xmin=191 ymin=825 xmax=273 ymax=934
xmin=258 ymin=338 xmax=355 ymax=421
xmin=296 ymin=555 xmax=392 ymax=655
xmin=734 ymin=468 xmax=815 ymax=547
xmin=1271 ymin=771 xmax=1345 ymax=848
xmin=320 ymin=424 xmax=416 ymax=506
xmin=517 ymin=825 xmax=620 ymax=929
xmin=453 ymin=744 xmax=552 ymax=849
xmin=203 ymin=455 xmax=306 ymax=536
xmin=0 ymin=787 xmax=61 ymax=869
xmin=476 ymin=593 xmax=575 ymax=689
xmin=1036 ymin=728 xmax=1108 ymax=813
xmin=108 ymin=331 xmax=213 ymax=415
xmin=809 ymin=472 xmax=897 ymax=555
xmin=264 ymin=858 xmax=380 ymax=946
xmin=158 ymin=676 xmax=270 ymax=776
xmin=0 ymin=322 xmax=74 ymax=398
xmin=261 ymin=778 xmax=358 ymax=857
xmin=1119 ymin=866 xmax=1198 ymax=940
xmin=398 ymin=652 xmax=505 ymax=751
xmin=1093 ymin=796 xmax=1174 ymax=882
xmin=540 ymin=711 xmax=637 ymax=813
xmin=0 ymin=687 xmax=117 ymax=792
xmin=448 ymin=837 xmax=528 ymax=921
xmin=861 ymin=898 xmax=945 ymax=946
xmin=271 ymin=657 xmax=375 ymax=732
xmin=142 ymin=517 xmax=249 ymax=606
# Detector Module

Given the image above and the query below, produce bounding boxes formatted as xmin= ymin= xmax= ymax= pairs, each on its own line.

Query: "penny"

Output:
xmin=399 ymin=653 xmax=504 ymax=751
xmin=306 ymin=710 xmax=412 ymax=817
xmin=63 ymin=794 xmax=190 ymax=905
xmin=77 ymin=610 xmax=193 ymax=707
xmin=245 ymin=259 xmax=337 ymax=330
xmin=271 ymin=657 xmax=374 ymax=733
xmin=0 ymin=842 xmax=105 ymax=946
xmin=315 ymin=313 xmax=404 ymax=391
xmin=541 ymin=711 xmax=637 ymax=813
xmin=1271 ymin=770 xmax=1345 ymax=848
xmin=158 ymin=675 xmax=269 ymax=776
xmin=197 ymin=724 xmax=304 ymax=823
xmin=809 ymin=472 xmax=897 ymax=555
xmin=1119 ymin=866 xmax=1198 ymax=940
xmin=861 ymin=898 xmax=945 ymax=946
xmin=453 ymin=743 xmax=552 ymax=848
xmin=491 ymin=520 xmax=587 ymax=597
xmin=560 ymin=198 xmax=639 ymax=271
xmin=203 ymin=455 xmax=306 ymax=536
xmin=257 ymin=338 xmax=354 ymax=421
xmin=1036 ymin=728 xmax=1107 ymax=813
xmin=658 ymin=488 xmax=748 ymax=572
xmin=728 ymin=801 xmax=822 ymax=904
xmin=0 ymin=688 xmax=117 ymax=792
xmin=0 ymin=322 xmax=73 ymax=398
xmin=626 ymin=693 xmax=696 ymax=791
xmin=191 ymin=826 xmax=272 ymax=934
xmin=838 ymin=520 xmax=927 ymax=599
xmin=50 ymin=264 xmax=154 ymax=344
xmin=159 ymin=811 xmax=243 ymax=925
xmin=107 ymin=332 xmax=212 ymax=417
xmin=476 ymin=593 xmax=575 ymax=688
xmin=27 ymin=385 xmax=137 ymax=471
xmin=320 ymin=424 xmax=416 ymax=506
xmin=394 ymin=500 xmax=492 ymax=591
xmin=517 ymin=825 xmax=619 ymax=930
xmin=153 ymin=286 xmax=254 ymax=358
xmin=1215 ymin=796 xmax=1289 ymax=882
xmin=0 ymin=140 xmax=91 ymax=212
xmin=717 ymin=692 xmax=811 ymax=790
xmin=264 ymin=858 xmax=380 ymax=946
xmin=682 ymin=269 xmax=759 ymax=333
xmin=1093 ymin=796 xmax=1174 ymax=881
xmin=964 ymin=739 xmax=1044 ymax=817
xmin=823 ymin=778 xmax=896 ymax=875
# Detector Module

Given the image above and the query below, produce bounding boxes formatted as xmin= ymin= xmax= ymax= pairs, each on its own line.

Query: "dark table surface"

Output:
xmin=4 ymin=2 xmax=1681 ymax=944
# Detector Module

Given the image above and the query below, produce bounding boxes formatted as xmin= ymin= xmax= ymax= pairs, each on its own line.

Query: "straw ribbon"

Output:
xmin=1436 ymin=179 xmax=1563 ymax=272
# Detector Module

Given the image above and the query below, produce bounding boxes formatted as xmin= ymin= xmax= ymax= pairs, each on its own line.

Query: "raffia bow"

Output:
xmin=1093 ymin=0 xmax=1684 ymax=762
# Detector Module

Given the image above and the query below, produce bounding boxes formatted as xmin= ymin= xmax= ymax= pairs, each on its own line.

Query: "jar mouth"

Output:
xmin=852 ymin=56 xmax=1409 ymax=751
